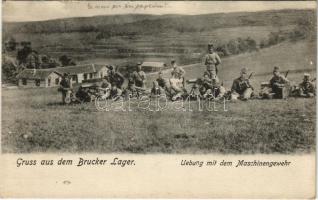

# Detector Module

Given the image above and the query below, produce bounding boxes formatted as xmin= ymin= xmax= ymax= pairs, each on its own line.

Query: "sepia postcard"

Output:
xmin=0 ymin=1 xmax=316 ymax=198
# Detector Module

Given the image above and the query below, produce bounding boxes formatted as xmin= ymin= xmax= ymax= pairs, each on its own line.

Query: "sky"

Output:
xmin=2 ymin=1 xmax=316 ymax=22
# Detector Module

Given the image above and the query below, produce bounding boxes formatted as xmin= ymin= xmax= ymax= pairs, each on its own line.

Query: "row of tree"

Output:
xmin=14 ymin=45 xmax=76 ymax=69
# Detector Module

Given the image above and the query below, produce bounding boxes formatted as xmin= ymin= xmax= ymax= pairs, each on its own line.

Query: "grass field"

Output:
xmin=1 ymin=40 xmax=316 ymax=154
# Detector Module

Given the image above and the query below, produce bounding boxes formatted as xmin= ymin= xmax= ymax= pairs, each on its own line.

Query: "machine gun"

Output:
xmin=186 ymin=78 xmax=202 ymax=98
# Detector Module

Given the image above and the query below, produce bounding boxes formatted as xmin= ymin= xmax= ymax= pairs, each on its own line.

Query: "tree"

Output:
xmin=59 ymin=55 xmax=76 ymax=67
xmin=245 ymin=37 xmax=257 ymax=52
xmin=17 ymin=45 xmax=32 ymax=65
xmin=6 ymin=37 xmax=17 ymax=51
xmin=227 ymin=39 xmax=239 ymax=55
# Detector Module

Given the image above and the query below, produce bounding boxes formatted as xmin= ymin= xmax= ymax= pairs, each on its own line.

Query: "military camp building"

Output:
xmin=16 ymin=64 xmax=107 ymax=88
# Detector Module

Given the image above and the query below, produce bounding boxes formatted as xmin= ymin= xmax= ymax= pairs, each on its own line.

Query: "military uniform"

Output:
xmin=298 ymin=74 xmax=315 ymax=97
xmin=59 ymin=74 xmax=72 ymax=103
xmin=110 ymin=86 xmax=123 ymax=100
xmin=200 ymin=71 xmax=225 ymax=99
xmin=98 ymin=79 xmax=111 ymax=99
xmin=203 ymin=53 xmax=221 ymax=71
xmin=152 ymin=76 xmax=168 ymax=96
xmin=106 ymin=66 xmax=125 ymax=89
xmin=203 ymin=43 xmax=221 ymax=83
xmin=132 ymin=70 xmax=146 ymax=88
xmin=231 ymin=68 xmax=253 ymax=100
xmin=169 ymin=77 xmax=186 ymax=101
xmin=231 ymin=77 xmax=253 ymax=100
xmin=171 ymin=66 xmax=185 ymax=79
xmin=260 ymin=66 xmax=290 ymax=99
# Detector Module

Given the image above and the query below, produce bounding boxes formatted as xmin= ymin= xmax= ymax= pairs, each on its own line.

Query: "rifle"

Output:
xmin=285 ymin=70 xmax=289 ymax=78
xmin=248 ymin=72 xmax=254 ymax=79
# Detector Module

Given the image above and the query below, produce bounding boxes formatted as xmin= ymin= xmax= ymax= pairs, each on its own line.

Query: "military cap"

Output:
xmin=273 ymin=66 xmax=280 ymax=72
xmin=304 ymin=73 xmax=310 ymax=77
xmin=137 ymin=62 xmax=142 ymax=65
xmin=241 ymin=67 xmax=248 ymax=74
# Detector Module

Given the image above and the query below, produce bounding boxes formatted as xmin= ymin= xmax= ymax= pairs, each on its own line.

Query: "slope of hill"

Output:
xmin=3 ymin=9 xmax=314 ymax=36
xmin=3 ymin=9 xmax=315 ymax=64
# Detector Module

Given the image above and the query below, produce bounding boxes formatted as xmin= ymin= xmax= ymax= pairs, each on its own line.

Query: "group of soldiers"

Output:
xmin=59 ymin=43 xmax=316 ymax=104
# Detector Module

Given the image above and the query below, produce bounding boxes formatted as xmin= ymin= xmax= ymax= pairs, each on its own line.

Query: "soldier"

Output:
xmin=259 ymin=66 xmax=290 ymax=99
xmin=132 ymin=62 xmax=146 ymax=88
xmin=106 ymin=65 xmax=125 ymax=89
xmin=124 ymin=72 xmax=138 ymax=98
xmin=98 ymin=77 xmax=111 ymax=99
xmin=110 ymin=84 xmax=123 ymax=101
xmin=171 ymin=60 xmax=185 ymax=79
xmin=203 ymin=43 xmax=221 ymax=83
xmin=169 ymin=75 xmax=187 ymax=101
xmin=59 ymin=73 xmax=73 ymax=103
xmin=298 ymin=73 xmax=315 ymax=97
xmin=151 ymin=71 xmax=168 ymax=96
xmin=231 ymin=68 xmax=254 ymax=100
xmin=201 ymin=72 xmax=226 ymax=99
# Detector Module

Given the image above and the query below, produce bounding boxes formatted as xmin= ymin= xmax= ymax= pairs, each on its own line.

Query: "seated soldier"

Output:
xmin=171 ymin=60 xmax=185 ymax=81
xmin=124 ymin=72 xmax=138 ymax=98
xmin=132 ymin=62 xmax=147 ymax=88
xmin=298 ymin=73 xmax=315 ymax=97
xmin=169 ymin=76 xmax=187 ymax=101
xmin=201 ymin=70 xmax=226 ymax=99
xmin=151 ymin=71 xmax=168 ymax=96
xmin=98 ymin=77 xmax=111 ymax=99
xmin=110 ymin=85 xmax=123 ymax=101
xmin=106 ymin=65 xmax=125 ymax=89
xmin=231 ymin=68 xmax=254 ymax=100
xmin=261 ymin=66 xmax=290 ymax=99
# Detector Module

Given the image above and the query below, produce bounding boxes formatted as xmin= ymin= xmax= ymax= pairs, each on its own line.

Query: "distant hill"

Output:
xmin=3 ymin=9 xmax=315 ymax=37
xmin=3 ymin=14 xmax=173 ymax=36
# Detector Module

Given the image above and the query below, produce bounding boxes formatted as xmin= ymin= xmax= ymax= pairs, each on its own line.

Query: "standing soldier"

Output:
xmin=231 ymin=68 xmax=254 ymax=100
xmin=203 ymin=43 xmax=221 ymax=83
xmin=106 ymin=65 xmax=125 ymax=89
xmin=132 ymin=62 xmax=147 ymax=88
xmin=59 ymin=73 xmax=73 ymax=104
xmin=298 ymin=73 xmax=315 ymax=97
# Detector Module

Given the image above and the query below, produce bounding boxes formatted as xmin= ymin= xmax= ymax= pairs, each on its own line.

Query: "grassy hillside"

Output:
xmin=2 ymin=40 xmax=316 ymax=153
xmin=3 ymin=9 xmax=315 ymax=63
